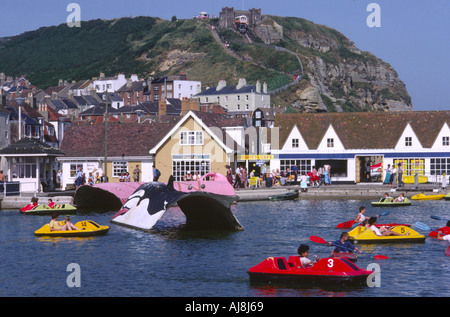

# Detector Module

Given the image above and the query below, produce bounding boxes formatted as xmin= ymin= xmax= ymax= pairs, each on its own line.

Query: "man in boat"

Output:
xmin=49 ymin=214 xmax=80 ymax=231
xmin=330 ymin=232 xmax=361 ymax=254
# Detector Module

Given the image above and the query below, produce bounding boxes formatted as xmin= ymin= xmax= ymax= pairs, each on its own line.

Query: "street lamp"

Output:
xmin=15 ymin=97 xmax=26 ymax=140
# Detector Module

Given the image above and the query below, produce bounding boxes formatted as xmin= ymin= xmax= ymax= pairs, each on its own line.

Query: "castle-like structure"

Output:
xmin=218 ymin=7 xmax=261 ymax=30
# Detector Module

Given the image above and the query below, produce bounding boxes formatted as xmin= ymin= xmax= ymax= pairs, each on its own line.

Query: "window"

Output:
xmin=430 ymin=158 xmax=450 ymax=176
xmin=113 ymin=161 xmax=128 ymax=177
xmin=180 ymin=131 xmax=203 ymax=145
xmin=405 ymin=137 xmax=412 ymax=146
xmin=394 ymin=158 xmax=424 ymax=176
xmin=172 ymin=154 xmax=210 ymax=181
xmin=11 ymin=157 xmax=37 ymax=178
xmin=280 ymin=159 xmax=311 ymax=175
xmin=292 ymin=139 xmax=299 ymax=148
xmin=69 ymin=163 xmax=83 ymax=177
xmin=327 ymin=138 xmax=334 ymax=148
xmin=443 ymin=136 xmax=449 ymax=146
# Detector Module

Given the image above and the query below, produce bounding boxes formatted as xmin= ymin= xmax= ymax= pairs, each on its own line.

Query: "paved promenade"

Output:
xmin=1 ymin=182 xmax=448 ymax=209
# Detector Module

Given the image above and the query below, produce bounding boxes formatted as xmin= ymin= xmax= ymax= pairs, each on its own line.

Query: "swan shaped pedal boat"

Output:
xmin=34 ymin=220 xmax=109 ymax=237
xmin=348 ymin=225 xmax=425 ymax=244
xmin=248 ymin=256 xmax=372 ymax=287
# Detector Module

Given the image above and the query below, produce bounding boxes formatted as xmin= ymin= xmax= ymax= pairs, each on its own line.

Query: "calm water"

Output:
xmin=0 ymin=198 xmax=449 ymax=297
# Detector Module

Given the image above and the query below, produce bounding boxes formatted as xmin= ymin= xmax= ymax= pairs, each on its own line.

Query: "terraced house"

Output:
xmin=270 ymin=111 xmax=450 ymax=184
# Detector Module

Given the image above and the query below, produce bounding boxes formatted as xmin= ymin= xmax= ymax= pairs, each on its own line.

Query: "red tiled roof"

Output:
xmin=275 ymin=111 xmax=450 ymax=150
xmin=60 ymin=122 xmax=177 ymax=157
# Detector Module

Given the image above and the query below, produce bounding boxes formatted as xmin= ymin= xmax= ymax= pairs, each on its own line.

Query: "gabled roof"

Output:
xmin=60 ymin=122 xmax=177 ymax=158
xmin=275 ymin=111 xmax=450 ymax=150
xmin=149 ymin=111 xmax=243 ymax=155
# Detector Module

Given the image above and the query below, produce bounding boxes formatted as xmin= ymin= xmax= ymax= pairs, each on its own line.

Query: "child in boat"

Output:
xmin=49 ymin=214 xmax=80 ymax=231
xmin=368 ymin=217 xmax=409 ymax=236
xmin=297 ymin=244 xmax=319 ymax=268
xmin=330 ymin=232 xmax=361 ymax=254
xmin=47 ymin=198 xmax=56 ymax=209
xmin=394 ymin=193 xmax=405 ymax=202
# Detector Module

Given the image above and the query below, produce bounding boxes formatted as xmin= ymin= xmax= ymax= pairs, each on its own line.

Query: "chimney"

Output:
xmin=130 ymin=74 xmax=138 ymax=82
xmin=100 ymin=72 xmax=105 ymax=78
xmin=181 ymin=97 xmax=190 ymax=116
xmin=217 ymin=80 xmax=226 ymax=91
xmin=159 ymin=99 xmax=167 ymax=116
xmin=236 ymin=78 xmax=246 ymax=90
xmin=126 ymin=78 xmax=132 ymax=88
xmin=58 ymin=79 xmax=63 ymax=86
xmin=263 ymin=82 xmax=268 ymax=94
xmin=256 ymin=80 xmax=261 ymax=93
xmin=189 ymin=99 xmax=200 ymax=112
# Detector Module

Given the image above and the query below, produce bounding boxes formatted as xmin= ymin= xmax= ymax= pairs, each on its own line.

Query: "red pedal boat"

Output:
xmin=428 ymin=226 xmax=450 ymax=238
xmin=248 ymin=256 xmax=373 ymax=287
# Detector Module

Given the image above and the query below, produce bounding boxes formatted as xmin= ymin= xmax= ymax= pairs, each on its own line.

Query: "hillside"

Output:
xmin=0 ymin=15 xmax=412 ymax=112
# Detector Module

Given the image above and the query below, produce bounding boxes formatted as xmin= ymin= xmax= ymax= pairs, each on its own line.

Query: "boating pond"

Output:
xmin=0 ymin=198 xmax=449 ymax=297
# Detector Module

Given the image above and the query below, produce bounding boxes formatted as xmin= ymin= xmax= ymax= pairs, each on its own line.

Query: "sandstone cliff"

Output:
xmin=254 ymin=16 xmax=412 ymax=112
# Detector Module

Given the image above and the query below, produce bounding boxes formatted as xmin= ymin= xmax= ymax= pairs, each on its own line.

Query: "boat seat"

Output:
xmin=287 ymin=255 xmax=301 ymax=268
xmin=275 ymin=257 xmax=288 ymax=270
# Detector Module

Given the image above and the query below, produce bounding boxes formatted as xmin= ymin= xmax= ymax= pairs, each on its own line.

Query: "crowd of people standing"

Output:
xmin=225 ymin=163 xmax=333 ymax=189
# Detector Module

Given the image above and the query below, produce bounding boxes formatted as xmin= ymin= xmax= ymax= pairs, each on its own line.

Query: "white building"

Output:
xmin=193 ymin=78 xmax=270 ymax=113
xmin=93 ymin=73 xmax=135 ymax=93
xmin=270 ymin=111 xmax=450 ymax=184
xmin=172 ymin=79 xmax=201 ymax=100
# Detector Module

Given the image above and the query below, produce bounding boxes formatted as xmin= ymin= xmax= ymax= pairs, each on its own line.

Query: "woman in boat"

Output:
xmin=354 ymin=206 xmax=369 ymax=224
xmin=368 ymin=217 xmax=409 ymax=236
xmin=49 ymin=214 xmax=80 ymax=231
xmin=330 ymin=232 xmax=361 ymax=254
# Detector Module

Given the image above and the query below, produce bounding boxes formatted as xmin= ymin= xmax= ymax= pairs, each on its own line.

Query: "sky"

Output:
xmin=0 ymin=0 xmax=449 ymax=111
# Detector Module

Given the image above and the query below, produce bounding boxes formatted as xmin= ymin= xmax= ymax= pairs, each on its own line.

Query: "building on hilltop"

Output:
xmin=219 ymin=7 xmax=261 ymax=31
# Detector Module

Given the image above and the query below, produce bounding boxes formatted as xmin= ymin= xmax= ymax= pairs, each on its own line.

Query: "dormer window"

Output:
xmin=405 ymin=137 xmax=412 ymax=147
xmin=327 ymin=138 xmax=334 ymax=148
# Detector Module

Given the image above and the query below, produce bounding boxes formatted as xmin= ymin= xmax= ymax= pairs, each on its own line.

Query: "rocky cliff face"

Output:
xmin=255 ymin=16 xmax=412 ymax=112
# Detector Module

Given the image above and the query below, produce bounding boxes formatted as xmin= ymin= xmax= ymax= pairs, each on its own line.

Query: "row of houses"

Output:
xmin=1 ymin=108 xmax=450 ymax=193
xmin=1 ymin=73 xmax=449 ymax=193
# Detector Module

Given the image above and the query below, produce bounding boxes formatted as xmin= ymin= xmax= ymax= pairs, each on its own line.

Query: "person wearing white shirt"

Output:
xmin=368 ymin=217 xmax=409 ymax=236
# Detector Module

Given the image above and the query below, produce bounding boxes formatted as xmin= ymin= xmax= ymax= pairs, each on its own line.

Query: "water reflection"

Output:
xmin=1 ymin=198 xmax=449 ymax=297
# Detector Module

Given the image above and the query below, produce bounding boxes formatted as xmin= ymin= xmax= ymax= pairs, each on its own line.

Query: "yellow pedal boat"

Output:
xmin=411 ymin=193 xmax=445 ymax=200
xmin=34 ymin=220 xmax=109 ymax=237
xmin=348 ymin=225 xmax=425 ymax=244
